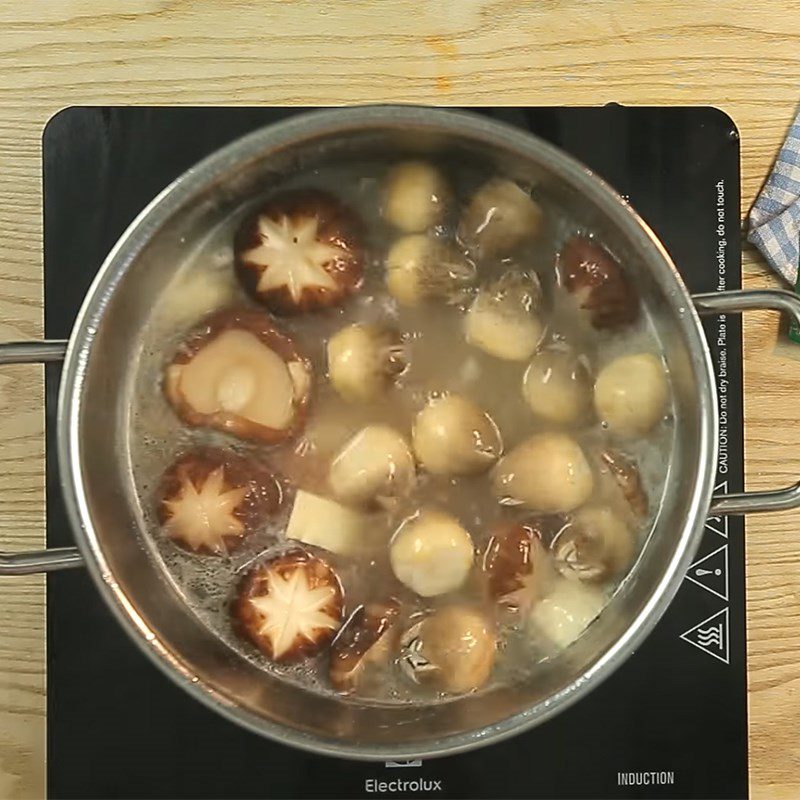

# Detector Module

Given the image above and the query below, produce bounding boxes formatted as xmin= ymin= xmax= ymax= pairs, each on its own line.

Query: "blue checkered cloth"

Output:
xmin=748 ymin=111 xmax=800 ymax=285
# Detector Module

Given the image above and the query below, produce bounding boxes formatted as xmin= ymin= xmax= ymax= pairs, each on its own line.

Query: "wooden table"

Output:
xmin=1 ymin=2 xmax=799 ymax=797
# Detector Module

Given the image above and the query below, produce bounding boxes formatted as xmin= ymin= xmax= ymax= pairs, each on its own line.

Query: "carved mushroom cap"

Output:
xmin=558 ymin=235 xmax=639 ymax=330
xmin=164 ymin=307 xmax=312 ymax=444
xmin=155 ymin=447 xmax=281 ymax=555
xmin=329 ymin=598 xmax=401 ymax=692
xmin=234 ymin=189 xmax=363 ymax=315
xmin=233 ymin=550 xmax=344 ymax=662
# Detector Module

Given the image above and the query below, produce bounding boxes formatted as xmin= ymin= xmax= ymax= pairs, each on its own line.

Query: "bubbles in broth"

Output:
xmin=126 ymin=154 xmax=674 ymax=706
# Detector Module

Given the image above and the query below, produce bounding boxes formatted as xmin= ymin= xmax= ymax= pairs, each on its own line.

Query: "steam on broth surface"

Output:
xmin=127 ymin=153 xmax=674 ymax=705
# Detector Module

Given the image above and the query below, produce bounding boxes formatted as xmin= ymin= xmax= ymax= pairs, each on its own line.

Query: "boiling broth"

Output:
xmin=126 ymin=157 xmax=674 ymax=704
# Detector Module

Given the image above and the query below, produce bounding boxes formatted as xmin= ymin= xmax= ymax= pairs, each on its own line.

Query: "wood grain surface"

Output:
xmin=1 ymin=1 xmax=799 ymax=797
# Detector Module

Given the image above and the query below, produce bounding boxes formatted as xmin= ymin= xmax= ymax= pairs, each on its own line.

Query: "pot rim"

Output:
xmin=56 ymin=105 xmax=718 ymax=760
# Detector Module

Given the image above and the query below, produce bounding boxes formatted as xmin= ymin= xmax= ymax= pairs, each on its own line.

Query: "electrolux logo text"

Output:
xmin=365 ymin=778 xmax=443 ymax=793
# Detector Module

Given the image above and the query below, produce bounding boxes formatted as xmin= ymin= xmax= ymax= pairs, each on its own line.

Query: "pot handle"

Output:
xmin=693 ymin=288 xmax=800 ymax=516
xmin=0 ymin=339 xmax=83 ymax=575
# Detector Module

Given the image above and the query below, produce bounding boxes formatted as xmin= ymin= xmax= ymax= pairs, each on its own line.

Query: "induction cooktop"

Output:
xmin=43 ymin=105 xmax=745 ymax=800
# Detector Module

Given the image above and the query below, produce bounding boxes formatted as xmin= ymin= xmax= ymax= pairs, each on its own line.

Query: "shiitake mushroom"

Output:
xmin=598 ymin=449 xmax=649 ymax=523
xmin=233 ymin=550 xmax=344 ymax=661
xmin=329 ymin=599 xmax=401 ymax=693
xmin=234 ymin=189 xmax=363 ymax=315
xmin=164 ymin=307 xmax=312 ymax=444
xmin=558 ymin=235 xmax=639 ymax=330
xmin=156 ymin=447 xmax=282 ymax=555
xmin=481 ymin=518 xmax=558 ymax=612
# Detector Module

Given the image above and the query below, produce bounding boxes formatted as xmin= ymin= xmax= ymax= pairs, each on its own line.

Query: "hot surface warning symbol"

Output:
xmin=680 ymin=607 xmax=729 ymax=664
xmin=685 ymin=544 xmax=729 ymax=600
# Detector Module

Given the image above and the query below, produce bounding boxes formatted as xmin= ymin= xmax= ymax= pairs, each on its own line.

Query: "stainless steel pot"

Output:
xmin=2 ymin=106 xmax=799 ymax=760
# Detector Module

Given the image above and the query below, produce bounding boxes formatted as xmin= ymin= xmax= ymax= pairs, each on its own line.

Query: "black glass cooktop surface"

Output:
xmin=43 ymin=105 xmax=745 ymax=800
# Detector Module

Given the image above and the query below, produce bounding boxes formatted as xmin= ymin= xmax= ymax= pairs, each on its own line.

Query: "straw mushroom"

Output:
xmin=465 ymin=272 xmax=545 ymax=362
xmin=385 ymin=234 xmax=474 ymax=306
xmin=329 ymin=599 xmax=401 ymax=692
xmin=459 ymin=178 xmax=543 ymax=256
xmin=383 ymin=160 xmax=450 ymax=232
xmin=522 ymin=347 xmax=593 ymax=425
xmin=328 ymin=425 xmax=416 ymax=509
xmin=558 ymin=235 xmax=639 ymax=330
xmin=234 ymin=550 xmax=344 ymax=661
xmin=412 ymin=394 xmax=502 ymax=477
xmin=156 ymin=447 xmax=282 ymax=555
xmin=327 ymin=323 xmax=407 ymax=403
xmin=234 ymin=189 xmax=363 ymax=314
xmin=398 ymin=606 xmax=495 ymax=693
xmin=390 ymin=510 xmax=474 ymax=597
xmin=594 ymin=353 xmax=669 ymax=436
xmin=551 ymin=506 xmax=635 ymax=583
xmin=492 ymin=433 xmax=593 ymax=513
xmin=164 ymin=307 xmax=312 ymax=444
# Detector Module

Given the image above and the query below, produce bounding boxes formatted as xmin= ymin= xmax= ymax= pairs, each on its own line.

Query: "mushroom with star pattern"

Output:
xmin=234 ymin=189 xmax=364 ymax=315
xmin=233 ymin=550 xmax=344 ymax=661
xmin=155 ymin=447 xmax=282 ymax=555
